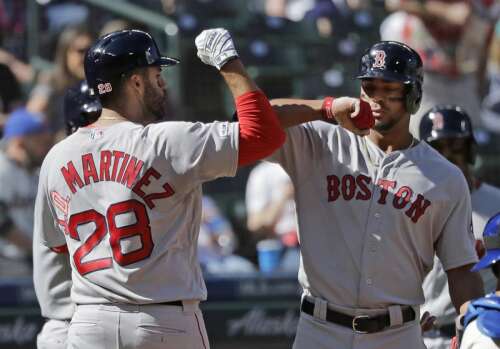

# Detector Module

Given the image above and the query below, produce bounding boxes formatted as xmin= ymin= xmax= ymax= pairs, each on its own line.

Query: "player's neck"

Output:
xmin=94 ymin=108 xmax=129 ymax=125
xmin=368 ymin=131 xmax=415 ymax=154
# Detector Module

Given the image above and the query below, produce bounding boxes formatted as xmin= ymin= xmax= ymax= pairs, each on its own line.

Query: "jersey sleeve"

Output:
xmin=435 ymin=175 xmax=478 ymax=271
xmin=32 ymin=234 xmax=73 ymax=319
xmin=147 ymin=121 xmax=239 ymax=185
xmin=33 ymin=159 xmax=66 ymax=248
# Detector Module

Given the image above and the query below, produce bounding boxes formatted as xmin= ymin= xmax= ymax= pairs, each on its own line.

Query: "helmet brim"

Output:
xmin=355 ymin=70 xmax=412 ymax=84
xmin=157 ymin=57 xmax=180 ymax=67
xmin=471 ymin=249 xmax=500 ymax=271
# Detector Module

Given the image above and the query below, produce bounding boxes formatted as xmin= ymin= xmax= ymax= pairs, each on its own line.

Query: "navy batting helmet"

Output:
xmin=356 ymin=41 xmax=423 ymax=114
xmin=419 ymin=105 xmax=476 ymax=164
xmin=84 ymin=29 xmax=179 ymax=97
xmin=472 ymin=212 xmax=500 ymax=272
xmin=64 ymin=80 xmax=102 ymax=135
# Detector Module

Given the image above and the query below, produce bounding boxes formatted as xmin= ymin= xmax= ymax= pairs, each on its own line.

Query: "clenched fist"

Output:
xmin=325 ymin=97 xmax=374 ymax=136
xmin=195 ymin=28 xmax=238 ymax=70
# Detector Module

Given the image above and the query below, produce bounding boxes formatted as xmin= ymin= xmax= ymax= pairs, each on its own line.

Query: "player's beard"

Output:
xmin=143 ymin=79 xmax=168 ymax=123
xmin=373 ymin=118 xmax=398 ymax=133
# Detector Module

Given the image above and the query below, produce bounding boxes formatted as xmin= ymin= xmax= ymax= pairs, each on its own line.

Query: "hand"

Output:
xmin=195 ymin=28 xmax=239 ymax=70
xmin=329 ymin=97 xmax=372 ymax=136
xmin=475 ymin=239 xmax=486 ymax=259
xmin=420 ymin=311 xmax=436 ymax=333
xmin=450 ymin=336 xmax=459 ymax=349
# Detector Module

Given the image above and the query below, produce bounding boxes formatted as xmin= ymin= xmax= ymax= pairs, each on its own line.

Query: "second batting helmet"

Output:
xmin=356 ymin=41 xmax=423 ymax=114
xmin=64 ymin=80 xmax=102 ymax=135
xmin=84 ymin=29 xmax=179 ymax=97
xmin=419 ymin=105 xmax=476 ymax=164
xmin=472 ymin=212 xmax=500 ymax=272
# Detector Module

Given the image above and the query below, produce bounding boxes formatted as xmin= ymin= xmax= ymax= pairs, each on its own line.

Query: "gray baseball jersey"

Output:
xmin=34 ymin=120 xmax=238 ymax=305
xmin=422 ymin=182 xmax=500 ymax=335
xmin=268 ymin=121 xmax=477 ymax=348
xmin=32 ymin=234 xmax=73 ymax=320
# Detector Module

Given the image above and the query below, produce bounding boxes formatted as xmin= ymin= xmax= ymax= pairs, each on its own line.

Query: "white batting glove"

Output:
xmin=195 ymin=28 xmax=238 ymax=70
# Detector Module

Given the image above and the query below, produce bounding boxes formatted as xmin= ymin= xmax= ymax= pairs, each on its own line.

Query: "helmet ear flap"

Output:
xmin=468 ymin=138 xmax=477 ymax=165
xmin=406 ymin=80 xmax=422 ymax=115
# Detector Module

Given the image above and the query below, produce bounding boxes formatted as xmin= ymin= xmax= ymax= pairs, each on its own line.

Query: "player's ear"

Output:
xmin=129 ymin=73 xmax=143 ymax=91
xmin=125 ymin=76 xmax=141 ymax=103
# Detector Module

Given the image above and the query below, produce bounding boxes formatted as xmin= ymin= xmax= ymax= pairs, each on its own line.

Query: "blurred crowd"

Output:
xmin=0 ymin=0 xmax=499 ymax=278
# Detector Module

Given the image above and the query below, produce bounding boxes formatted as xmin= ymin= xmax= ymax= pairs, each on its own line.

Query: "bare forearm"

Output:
xmin=220 ymin=59 xmax=258 ymax=99
xmin=447 ymin=264 xmax=484 ymax=314
xmin=271 ymin=99 xmax=323 ymax=129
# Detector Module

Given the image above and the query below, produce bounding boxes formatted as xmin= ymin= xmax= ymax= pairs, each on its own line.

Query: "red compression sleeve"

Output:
xmin=237 ymin=90 xmax=286 ymax=166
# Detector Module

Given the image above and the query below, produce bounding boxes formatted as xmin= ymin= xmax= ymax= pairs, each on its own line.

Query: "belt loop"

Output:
xmin=388 ymin=305 xmax=403 ymax=327
xmin=313 ymin=297 xmax=328 ymax=321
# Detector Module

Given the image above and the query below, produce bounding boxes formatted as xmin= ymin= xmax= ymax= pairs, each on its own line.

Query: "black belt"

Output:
xmin=301 ymin=298 xmax=416 ymax=334
xmin=158 ymin=300 xmax=183 ymax=306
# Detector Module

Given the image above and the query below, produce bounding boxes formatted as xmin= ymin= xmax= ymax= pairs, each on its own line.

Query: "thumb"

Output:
xmin=350 ymin=99 xmax=360 ymax=118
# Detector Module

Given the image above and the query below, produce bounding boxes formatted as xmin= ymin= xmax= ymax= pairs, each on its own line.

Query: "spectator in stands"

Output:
xmin=303 ymin=0 xmax=373 ymax=37
xmin=487 ymin=21 xmax=500 ymax=89
xmin=263 ymin=0 xmax=315 ymax=21
xmin=99 ymin=19 xmax=148 ymax=38
xmin=199 ymin=196 xmax=256 ymax=274
xmin=481 ymin=21 xmax=500 ymax=133
xmin=27 ymin=25 xmax=94 ymax=137
xmin=0 ymin=108 xmax=52 ymax=275
xmin=0 ymin=0 xmax=27 ymax=59
xmin=0 ymin=62 xmax=23 ymax=134
xmin=162 ymin=0 xmax=177 ymax=15
xmin=0 ymin=47 xmax=34 ymax=85
xmin=245 ymin=162 xmax=299 ymax=272
xmin=381 ymin=0 xmax=497 ymax=136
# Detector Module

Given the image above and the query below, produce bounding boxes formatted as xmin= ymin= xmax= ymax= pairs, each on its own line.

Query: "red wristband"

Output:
xmin=322 ymin=97 xmax=335 ymax=120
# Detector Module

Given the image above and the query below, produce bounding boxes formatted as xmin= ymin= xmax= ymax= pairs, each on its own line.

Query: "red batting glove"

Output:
xmin=352 ymin=99 xmax=375 ymax=130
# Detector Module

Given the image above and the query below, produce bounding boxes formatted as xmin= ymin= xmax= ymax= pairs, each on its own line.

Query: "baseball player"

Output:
xmin=460 ymin=212 xmax=500 ymax=348
xmin=63 ymin=80 xmax=102 ymax=134
xmin=33 ymin=80 xmax=102 ymax=349
xmin=33 ymin=28 xmax=289 ymax=349
xmin=263 ymin=41 xmax=484 ymax=349
xmin=418 ymin=105 xmax=500 ymax=349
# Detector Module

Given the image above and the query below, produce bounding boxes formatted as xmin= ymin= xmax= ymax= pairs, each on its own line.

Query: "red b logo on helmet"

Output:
xmin=431 ymin=112 xmax=445 ymax=130
xmin=372 ymin=50 xmax=386 ymax=69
